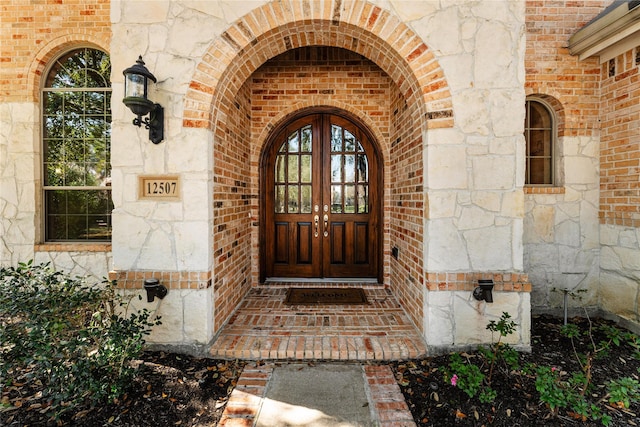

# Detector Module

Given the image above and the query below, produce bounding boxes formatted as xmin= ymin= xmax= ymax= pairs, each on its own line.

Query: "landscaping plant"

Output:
xmin=0 ymin=261 xmax=160 ymax=419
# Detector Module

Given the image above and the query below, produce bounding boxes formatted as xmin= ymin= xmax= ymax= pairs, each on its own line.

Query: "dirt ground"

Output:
xmin=2 ymin=314 xmax=640 ymax=426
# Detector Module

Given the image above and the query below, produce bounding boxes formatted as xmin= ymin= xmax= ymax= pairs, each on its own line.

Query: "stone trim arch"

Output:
xmin=183 ymin=0 xmax=453 ymax=132
xmin=26 ymin=34 xmax=110 ymax=103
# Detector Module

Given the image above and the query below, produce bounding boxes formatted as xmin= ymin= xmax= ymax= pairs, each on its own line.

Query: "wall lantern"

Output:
xmin=473 ymin=279 xmax=494 ymax=303
xmin=122 ymin=56 xmax=164 ymax=144
xmin=143 ymin=278 xmax=168 ymax=303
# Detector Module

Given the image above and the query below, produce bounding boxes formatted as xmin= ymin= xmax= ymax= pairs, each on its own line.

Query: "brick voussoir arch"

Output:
xmin=26 ymin=33 xmax=110 ymax=103
xmin=183 ymin=0 xmax=454 ymax=131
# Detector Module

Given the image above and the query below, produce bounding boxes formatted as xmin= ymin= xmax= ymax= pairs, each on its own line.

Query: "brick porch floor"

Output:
xmin=210 ymin=285 xmax=428 ymax=361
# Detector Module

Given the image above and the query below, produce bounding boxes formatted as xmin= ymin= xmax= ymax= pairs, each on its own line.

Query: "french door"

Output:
xmin=263 ymin=113 xmax=381 ymax=280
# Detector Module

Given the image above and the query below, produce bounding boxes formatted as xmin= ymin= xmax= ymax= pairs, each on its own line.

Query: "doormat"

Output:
xmin=284 ymin=287 xmax=368 ymax=304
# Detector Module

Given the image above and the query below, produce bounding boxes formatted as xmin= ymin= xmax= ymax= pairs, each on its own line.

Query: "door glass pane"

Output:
xmin=344 ymin=130 xmax=356 ymax=152
xmin=357 ymin=185 xmax=369 ymax=213
xmin=301 ymin=125 xmax=312 ymax=152
xmin=344 ymin=155 xmax=355 ymax=182
xmin=357 ymin=155 xmax=368 ymax=182
xmin=288 ymin=156 xmax=299 ymax=181
xmin=300 ymin=154 xmax=311 ymax=183
xmin=288 ymin=185 xmax=299 ymax=213
xmin=331 ymin=185 xmax=342 ymax=213
xmin=331 ymin=125 xmax=342 ymax=151
xmin=275 ymin=155 xmax=286 ymax=182
xmin=275 ymin=185 xmax=285 ymax=213
xmin=331 ymin=154 xmax=342 ymax=182
xmin=288 ymin=132 xmax=299 ymax=152
xmin=300 ymin=185 xmax=312 ymax=213
xmin=344 ymin=185 xmax=355 ymax=213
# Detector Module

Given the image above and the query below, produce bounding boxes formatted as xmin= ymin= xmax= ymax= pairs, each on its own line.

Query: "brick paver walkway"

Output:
xmin=210 ymin=285 xmax=427 ymax=361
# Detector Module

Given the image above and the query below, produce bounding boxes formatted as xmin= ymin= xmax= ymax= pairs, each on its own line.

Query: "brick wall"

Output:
xmin=0 ymin=0 xmax=111 ymax=102
xmin=212 ymin=78 xmax=253 ymax=330
xmin=599 ymin=47 xmax=640 ymax=227
xmin=524 ymin=0 xmax=606 ymax=137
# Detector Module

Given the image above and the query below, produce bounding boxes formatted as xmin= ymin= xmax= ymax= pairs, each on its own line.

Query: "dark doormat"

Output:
xmin=284 ymin=287 xmax=368 ymax=304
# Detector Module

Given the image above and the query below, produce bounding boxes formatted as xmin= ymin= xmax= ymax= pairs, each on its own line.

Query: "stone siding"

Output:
xmin=523 ymin=0 xmax=607 ymax=311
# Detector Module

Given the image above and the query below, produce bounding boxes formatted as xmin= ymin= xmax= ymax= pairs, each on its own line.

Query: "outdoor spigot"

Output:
xmin=143 ymin=278 xmax=167 ymax=302
xmin=473 ymin=279 xmax=494 ymax=303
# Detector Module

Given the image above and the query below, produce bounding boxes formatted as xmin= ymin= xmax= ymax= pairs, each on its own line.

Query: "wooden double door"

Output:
xmin=262 ymin=112 xmax=381 ymax=280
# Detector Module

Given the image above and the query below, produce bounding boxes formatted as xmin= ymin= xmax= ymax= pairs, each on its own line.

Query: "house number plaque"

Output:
xmin=139 ymin=175 xmax=180 ymax=200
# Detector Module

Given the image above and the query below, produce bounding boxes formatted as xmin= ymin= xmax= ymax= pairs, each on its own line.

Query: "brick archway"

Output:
xmin=193 ymin=1 xmax=456 ymax=332
xmin=183 ymin=1 xmax=453 ymax=132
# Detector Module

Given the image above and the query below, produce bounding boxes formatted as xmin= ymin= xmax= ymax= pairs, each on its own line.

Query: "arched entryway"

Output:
xmin=260 ymin=109 xmax=382 ymax=282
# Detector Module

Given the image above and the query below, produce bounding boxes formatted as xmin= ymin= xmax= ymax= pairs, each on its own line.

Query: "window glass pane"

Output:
xmin=525 ymin=100 xmax=553 ymax=185
xmin=45 ymin=189 xmax=112 ymax=241
xmin=275 ymin=155 xmax=286 ymax=182
xmin=529 ymin=130 xmax=551 ymax=156
xmin=288 ymin=155 xmax=299 ymax=182
xmin=357 ymin=154 xmax=368 ymax=182
xmin=344 ymin=130 xmax=356 ymax=152
xmin=529 ymin=158 xmax=552 ymax=185
xmin=344 ymin=155 xmax=355 ymax=183
xmin=300 ymin=154 xmax=312 ymax=183
xmin=275 ymin=185 xmax=285 ymax=213
xmin=43 ymin=48 xmax=111 ymax=241
xmin=46 ymin=163 xmax=64 ymax=186
xmin=288 ymin=185 xmax=299 ymax=213
xmin=357 ymin=185 xmax=369 ymax=213
xmin=529 ymin=102 xmax=551 ymax=129
xmin=331 ymin=125 xmax=342 ymax=151
xmin=344 ymin=185 xmax=355 ymax=213
xmin=288 ymin=132 xmax=299 ymax=153
xmin=301 ymin=125 xmax=312 ymax=152
xmin=331 ymin=185 xmax=342 ymax=213
xmin=300 ymin=185 xmax=312 ymax=213
xmin=331 ymin=154 xmax=342 ymax=182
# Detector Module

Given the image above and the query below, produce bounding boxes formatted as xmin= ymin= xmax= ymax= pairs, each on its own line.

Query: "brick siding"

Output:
xmin=599 ymin=47 xmax=640 ymax=227
xmin=0 ymin=0 xmax=111 ymax=102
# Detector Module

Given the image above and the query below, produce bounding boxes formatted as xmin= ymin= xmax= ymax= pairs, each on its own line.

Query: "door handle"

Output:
xmin=314 ymin=215 xmax=319 ymax=238
xmin=323 ymin=214 xmax=329 ymax=237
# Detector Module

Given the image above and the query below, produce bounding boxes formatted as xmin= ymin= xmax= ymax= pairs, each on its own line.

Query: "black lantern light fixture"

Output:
xmin=122 ymin=56 xmax=164 ymax=144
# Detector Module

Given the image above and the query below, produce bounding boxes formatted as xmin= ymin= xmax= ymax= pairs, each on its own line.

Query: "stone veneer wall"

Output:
xmin=523 ymin=0 xmax=606 ymax=312
xmin=0 ymin=0 xmax=112 ymax=280
xmin=599 ymin=45 xmax=640 ymax=325
xmin=2 ymin=0 xmax=539 ymax=352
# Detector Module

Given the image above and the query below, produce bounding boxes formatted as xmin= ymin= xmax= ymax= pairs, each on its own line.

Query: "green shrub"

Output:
xmin=0 ymin=261 xmax=160 ymax=417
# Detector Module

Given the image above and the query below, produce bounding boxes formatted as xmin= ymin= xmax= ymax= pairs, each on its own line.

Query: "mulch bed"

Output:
xmin=392 ymin=314 xmax=640 ymax=426
xmin=1 ymin=353 xmax=245 ymax=426
xmin=3 ymin=314 xmax=640 ymax=426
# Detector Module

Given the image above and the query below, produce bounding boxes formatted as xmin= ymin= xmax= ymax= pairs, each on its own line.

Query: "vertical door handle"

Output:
xmin=323 ymin=214 xmax=329 ymax=237
xmin=314 ymin=215 xmax=319 ymax=238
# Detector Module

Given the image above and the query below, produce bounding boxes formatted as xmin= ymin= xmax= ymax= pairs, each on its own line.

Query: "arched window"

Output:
xmin=42 ymin=48 xmax=112 ymax=241
xmin=524 ymin=99 xmax=555 ymax=185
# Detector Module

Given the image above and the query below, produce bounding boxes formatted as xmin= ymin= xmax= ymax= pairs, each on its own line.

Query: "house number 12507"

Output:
xmin=139 ymin=175 xmax=180 ymax=200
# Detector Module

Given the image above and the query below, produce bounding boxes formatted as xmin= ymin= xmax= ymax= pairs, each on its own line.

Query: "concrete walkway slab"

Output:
xmin=218 ymin=362 xmax=416 ymax=427
xmin=257 ymin=364 xmax=371 ymax=426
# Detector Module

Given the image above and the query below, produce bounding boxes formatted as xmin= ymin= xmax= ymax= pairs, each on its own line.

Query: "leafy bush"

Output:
xmin=0 ymin=261 xmax=160 ymax=417
xmin=443 ymin=312 xmax=517 ymax=403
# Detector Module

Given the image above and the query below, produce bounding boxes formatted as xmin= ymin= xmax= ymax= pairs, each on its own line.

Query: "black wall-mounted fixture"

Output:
xmin=123 ymin=56 xmax=164 ymax=144
xmin=473 ymin=279 xmax=494 ymax=303
xmin=143 ymin=278 xmax=168 ymax=303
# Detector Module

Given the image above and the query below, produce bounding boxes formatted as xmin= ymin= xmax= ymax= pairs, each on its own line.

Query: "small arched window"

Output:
xmin=524 ymin=99 xmax=555 ymax=185
xmin=42 ymin=48 xmax=112 ymax=241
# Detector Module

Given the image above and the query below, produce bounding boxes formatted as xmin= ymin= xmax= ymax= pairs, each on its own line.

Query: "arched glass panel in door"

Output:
xmin=330 ymin=125 xmax=369 ymax=214
xmin=274 ymin=125 xmax=313 ymax=214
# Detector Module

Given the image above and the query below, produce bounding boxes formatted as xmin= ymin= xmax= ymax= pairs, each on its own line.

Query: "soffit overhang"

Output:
xmin=569 ymin=0 xmax=640 ymax=61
